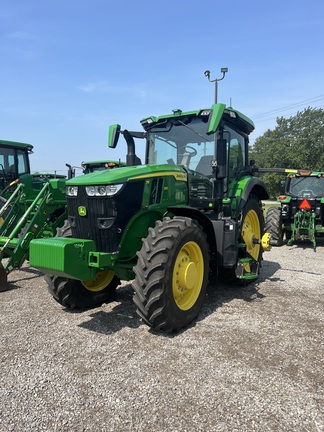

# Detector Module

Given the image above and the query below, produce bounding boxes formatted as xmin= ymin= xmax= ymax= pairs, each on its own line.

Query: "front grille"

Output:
xmin=67 ymin=181 xmax=144 ymax=252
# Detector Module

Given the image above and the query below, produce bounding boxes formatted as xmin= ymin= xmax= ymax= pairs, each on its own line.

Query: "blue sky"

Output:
xmin=1 ymin=0 xmax=324 ymax=174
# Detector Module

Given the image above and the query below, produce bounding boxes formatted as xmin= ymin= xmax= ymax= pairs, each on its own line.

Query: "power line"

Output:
xmin=249 ymin=102 xmax=324 ymax=144
xmin=254 ymin=103 xmax=324 ymax=124
xmin=252 ymin=95 xmax=324 ymax=119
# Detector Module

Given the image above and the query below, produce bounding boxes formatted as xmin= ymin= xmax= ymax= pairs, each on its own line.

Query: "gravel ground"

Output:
xmin=0 ymin=239 xmax=323 ymax=432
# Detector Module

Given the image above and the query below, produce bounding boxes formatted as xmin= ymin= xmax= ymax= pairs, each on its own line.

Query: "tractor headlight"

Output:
xmin=67 ymin=186 xmax=78 ymax=196
xmin=85 ymin=184 xmax=123 ymax=196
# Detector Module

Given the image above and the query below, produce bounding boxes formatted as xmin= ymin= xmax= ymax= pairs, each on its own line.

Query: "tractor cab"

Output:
xmin=109 ymin=103 xmax=263 ymax=215
xmin=285 ymin=172 xmax=324 ymax=199
xmin=0 ymin=140 xmax=32 ymax=191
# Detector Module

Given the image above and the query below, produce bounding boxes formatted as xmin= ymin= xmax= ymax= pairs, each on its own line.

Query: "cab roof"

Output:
xmin=0 ymin=139 xmax=33 ymax=152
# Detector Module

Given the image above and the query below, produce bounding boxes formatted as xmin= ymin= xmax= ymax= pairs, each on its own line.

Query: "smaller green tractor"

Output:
xmin=0 ymin=143 xmax=128 ymax=291
xmin=0 ymin=139 xmax=68 ymax=290
xmin=265 ymin=170 xmax=324 ymax=248
xmin=81 ymin=160 xmax=126 ymax=174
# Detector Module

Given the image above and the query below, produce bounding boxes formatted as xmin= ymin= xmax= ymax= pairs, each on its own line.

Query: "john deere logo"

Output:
xmin=78 ymin=206 xmax=87 ymax=216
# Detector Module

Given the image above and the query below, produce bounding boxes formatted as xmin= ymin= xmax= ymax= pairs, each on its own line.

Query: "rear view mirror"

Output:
xmin=108 ymin=124 xmax=121 ymax=148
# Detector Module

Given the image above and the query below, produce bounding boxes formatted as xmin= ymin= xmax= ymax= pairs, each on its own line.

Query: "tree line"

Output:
xmin=250 ymin=107 xmax=324 ymax=198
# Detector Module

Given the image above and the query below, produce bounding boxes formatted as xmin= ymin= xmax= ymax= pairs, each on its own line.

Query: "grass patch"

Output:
xmin=262 ymin=201 xmax=279 ymax=217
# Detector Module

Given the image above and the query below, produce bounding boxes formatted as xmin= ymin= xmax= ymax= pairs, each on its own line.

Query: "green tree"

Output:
xmin=251 ymin=107 xmax=324 ymax=198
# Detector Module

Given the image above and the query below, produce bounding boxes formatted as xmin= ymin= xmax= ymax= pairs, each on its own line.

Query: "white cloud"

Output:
xmin=78 ymin=81 xmax=146 ymax=98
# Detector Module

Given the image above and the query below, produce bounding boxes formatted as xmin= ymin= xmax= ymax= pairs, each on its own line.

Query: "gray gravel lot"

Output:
xmin=1 ymin=240 xmax=323 ymax=432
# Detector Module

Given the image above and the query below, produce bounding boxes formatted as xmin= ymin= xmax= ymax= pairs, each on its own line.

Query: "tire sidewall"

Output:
xmin=161 ymin=218 xmax=209 ymax=329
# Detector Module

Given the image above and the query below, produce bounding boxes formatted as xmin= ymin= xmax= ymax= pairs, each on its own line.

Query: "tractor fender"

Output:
xmin=167 ymin=205 xmax=217 ymax=252
xmin=167 ymin=205 xmax=238 ymax=268
xmin=236 ymin=177 xmax=269 ymax=216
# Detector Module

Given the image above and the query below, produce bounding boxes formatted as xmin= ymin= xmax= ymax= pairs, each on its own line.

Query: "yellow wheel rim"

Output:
xmin=241 ymin=209 xmax=261 ymax=272
xmin=82 ymin=270 xmax=115 ymax=292
xmin=172 ymin=241 xmax=204 ymax=311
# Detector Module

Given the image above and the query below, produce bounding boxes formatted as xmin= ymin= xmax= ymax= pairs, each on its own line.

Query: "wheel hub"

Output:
xmin=177 ymin=257 xmax=197 ymax=291
xmin=243 ymin=221 xmax=255 ymax=250
xmin=242 ymin=209 xmax=261 ymax=259
xmin=172 ymin=241 xmax=204 ymax=310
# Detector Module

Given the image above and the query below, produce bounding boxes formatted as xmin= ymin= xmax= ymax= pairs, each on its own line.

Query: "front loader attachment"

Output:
xmin=0 ymin=179 xmax=67 ymax=291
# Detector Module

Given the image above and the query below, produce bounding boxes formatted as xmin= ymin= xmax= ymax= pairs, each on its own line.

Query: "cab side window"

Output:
xmin=17 ymin=150 xmax=29 ymax=175
xmin=228 ymin=129 xmax=245 ymax=178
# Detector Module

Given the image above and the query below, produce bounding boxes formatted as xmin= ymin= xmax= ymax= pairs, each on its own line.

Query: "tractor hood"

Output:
xmin=67 ymin=164 xmax=187 ymax=186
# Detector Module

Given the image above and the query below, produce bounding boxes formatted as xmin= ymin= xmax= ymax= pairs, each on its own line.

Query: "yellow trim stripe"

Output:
xmin=131 ymin=172 xmax=187 ymax=181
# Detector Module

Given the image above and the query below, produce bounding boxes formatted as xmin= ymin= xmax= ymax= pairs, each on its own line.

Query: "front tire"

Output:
xmin=132 ymin=217 xmax=210 ymax=332
xmin=45 ymin=271 xmax=120 ymax=309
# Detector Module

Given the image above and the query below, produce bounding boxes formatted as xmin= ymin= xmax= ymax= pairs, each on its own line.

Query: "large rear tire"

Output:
xmin=265 ymin=207 xmax=283 ymax=246
xmin=132 ymin=217 xmax=210 ymax=332
xmin=45 ymin=220 xmax=120 ymax=309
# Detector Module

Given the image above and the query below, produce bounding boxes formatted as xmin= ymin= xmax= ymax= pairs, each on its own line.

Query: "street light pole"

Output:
xmin=204 ymin=67 xmax=228 ymax=103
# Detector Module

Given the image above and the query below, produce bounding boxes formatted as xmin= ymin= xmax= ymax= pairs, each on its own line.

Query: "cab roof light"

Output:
xmin=224 ymin=109 xmax=237 ymax=118
xmin=200 ymin=110 xmax=211 ymax=116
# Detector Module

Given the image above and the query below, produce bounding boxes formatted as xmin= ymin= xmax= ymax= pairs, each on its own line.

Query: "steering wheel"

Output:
xmin=180 ymin=145 xmax=197 ymax=156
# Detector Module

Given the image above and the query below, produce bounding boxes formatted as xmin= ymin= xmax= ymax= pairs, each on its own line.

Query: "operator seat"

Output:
xmin=195 ymin=155 xmax=214 ymax=177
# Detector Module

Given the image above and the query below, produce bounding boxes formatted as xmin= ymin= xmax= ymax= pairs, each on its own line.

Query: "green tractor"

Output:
xmin=0 ymin=141 xmax=129 ymax=291
xmin=0 ymin=139 xmax=68 ymax=290
xmin=81 ymin=160 xmax=126 ymax=174
xmin=29 ymin=103 xmax=270 ymax=332
xmin=0 ymin=139 xmax=67 ymax=197
xmin=265 ymin=170 xmax=324 ymax=248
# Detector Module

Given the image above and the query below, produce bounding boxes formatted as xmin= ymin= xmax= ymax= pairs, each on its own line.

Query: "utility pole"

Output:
xmin=204 ymin=68 xmax=228 ymax=103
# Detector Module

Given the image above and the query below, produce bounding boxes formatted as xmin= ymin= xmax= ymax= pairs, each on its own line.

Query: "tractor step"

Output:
xmin=242 ymin=272 xmax=258 ymax=280
xmin=237 ymin=242 xmax=246 ymax=248
xmin=235 ymin=258 xmax=259 ymax=280
xmin=239 ymin=257 xmax=252 ymax=263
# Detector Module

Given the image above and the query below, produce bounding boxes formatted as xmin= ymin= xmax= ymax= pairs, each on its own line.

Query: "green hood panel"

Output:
xmin=67 ymin=164 xmax=187 ymax=186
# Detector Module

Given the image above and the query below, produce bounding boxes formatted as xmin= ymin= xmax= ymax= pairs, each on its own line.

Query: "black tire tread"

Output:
xmin=265 ymin=207 xmax=283 ymax=246
xmin=132 ymin=217 xmax=209 ymax=332
xmin=46 ymin=274 xmax=119 ymax=309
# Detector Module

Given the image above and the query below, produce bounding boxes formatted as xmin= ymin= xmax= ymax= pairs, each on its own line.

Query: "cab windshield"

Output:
xmin=288 ymin=176 xmax=324 ymax=198
xmin=147 ymin=117 xmax=214 ymax=177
